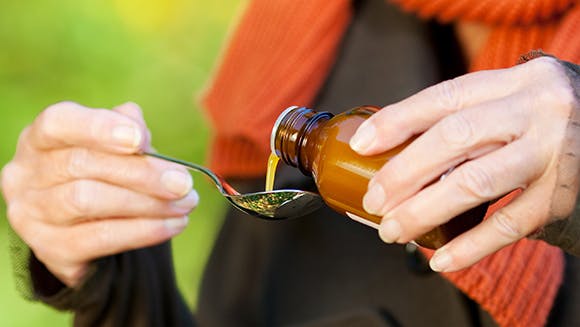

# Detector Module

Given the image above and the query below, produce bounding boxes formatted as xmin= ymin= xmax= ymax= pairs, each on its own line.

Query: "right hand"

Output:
xmin=0 ymin=102 xmax=198 ymax=287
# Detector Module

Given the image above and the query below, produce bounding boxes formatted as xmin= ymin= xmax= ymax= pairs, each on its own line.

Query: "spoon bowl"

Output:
xmin=144 ymin=152 xmax=323 ymax=220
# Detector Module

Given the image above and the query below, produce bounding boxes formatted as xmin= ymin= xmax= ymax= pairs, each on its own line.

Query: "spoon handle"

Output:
xmin=144 ymin=152 xmax=322 ymax=220
xmin=143 ymin=151 xmax=237 ymax=194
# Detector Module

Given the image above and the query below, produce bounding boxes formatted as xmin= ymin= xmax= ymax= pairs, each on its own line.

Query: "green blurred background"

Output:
xmin=0 ymin=0 xmax=241 ymax=325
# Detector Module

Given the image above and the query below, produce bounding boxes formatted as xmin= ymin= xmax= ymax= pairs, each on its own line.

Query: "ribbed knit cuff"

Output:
xmin=432 ymin=240 xmax=563 ymax=327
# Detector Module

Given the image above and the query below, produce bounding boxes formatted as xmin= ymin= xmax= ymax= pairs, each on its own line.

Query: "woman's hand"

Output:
xmin=349 ymin=56 xmax=580 ymax=272
xmin=0 ymin=102 xmax=198 ymax=287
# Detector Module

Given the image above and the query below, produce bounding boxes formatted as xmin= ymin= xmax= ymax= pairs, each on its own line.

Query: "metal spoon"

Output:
xmin=144 ymin=152 xmax=323 ymax=220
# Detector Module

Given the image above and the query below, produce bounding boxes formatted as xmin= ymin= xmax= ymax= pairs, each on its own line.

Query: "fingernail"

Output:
xmin=172 ymin=190 xmax=199 ymax=210
xmin=161 ymin=170 xmax=193 ymax=196
xmin=363 ymin=183 xmax=386 ymax=215
xmin=112 ymin=125 xmax=141 ymax=149
xmin=379 ymin=218 xmax=401 ymax=243
xmin=430 ymin=248 xmax=452 ymax=272
xmin=350 ymin=121 xmax=376 ymax=153
xmin=165 ymin=216 xmax=189 ymax=233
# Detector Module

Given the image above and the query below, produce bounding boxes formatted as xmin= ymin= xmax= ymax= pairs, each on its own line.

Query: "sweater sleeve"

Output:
xmin=9 ymin=226 xmax=195 ymax=327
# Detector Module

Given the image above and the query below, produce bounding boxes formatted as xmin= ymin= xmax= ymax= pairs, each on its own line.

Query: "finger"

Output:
xmin=71 ymin=215 xmax=189 ymax=262
xmin=350 ymin=66 xmax=524 ymax=155
xmin=113 ymin=102 xmax=146 ymax=125
xmin=378 ymin=138 xmax=545 ymax=244
xmin=39 ymin=148 xmax=193 ymax=199
xmin=362 ymin=97 xmax=529 ymax=217
xmin=113 ymin=102 xmax=153 ymax=150
xmin=24 ymin=101 xmax=146 ymax=153
xmin=32 ymin=215 xmax=189 ymax=271
xmin=428 ymin=184 xmax=549 ymax=272
xmin=27 ymin=179 xmax=198 ymax=224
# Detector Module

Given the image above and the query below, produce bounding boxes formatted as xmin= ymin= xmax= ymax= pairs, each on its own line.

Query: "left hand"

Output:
xmin=349 ymin=56 xmax=580 ymax=272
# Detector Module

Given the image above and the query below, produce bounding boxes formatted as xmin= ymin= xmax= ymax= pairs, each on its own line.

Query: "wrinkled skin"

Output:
xmin=350 ymin=56 xmax=580 ymax=272
xmin=0 ymin=102 xmax=198 ymax=287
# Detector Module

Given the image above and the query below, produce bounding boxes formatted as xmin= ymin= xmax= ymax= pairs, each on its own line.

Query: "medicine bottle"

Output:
xmin=270 ymin=105 xmax=487 ymax=249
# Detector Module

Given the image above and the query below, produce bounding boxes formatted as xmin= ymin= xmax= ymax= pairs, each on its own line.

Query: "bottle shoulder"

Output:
xmin=332 ymin=105 xmax=379 ymax=121
xmin=320 ymin=107 xmax=374 ymax=145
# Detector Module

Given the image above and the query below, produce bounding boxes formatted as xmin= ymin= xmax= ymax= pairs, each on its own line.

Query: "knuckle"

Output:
xmin=117 ymin=159 xmax=145 ymax=183
xmin=65 ymin=180 xmax=94 ymax=218
xmin=455 ymin=163 xmax=496 ymax=200
xmin=65 ymin=148 xmax=91 ymax=179
xmin=435 ymin=78 xmax=464 ymax=113
xmin=1 ymin=162 xmax=19 ymax=199
xmin=6 ymin=200 xmax=43 ymax=243
xmin=35 ymin=102 xmax=82 ymax=141
xmin=6 ymin=201 xmax=27 ymax=232
xmin=491 ymin=210 xmax=524 ymax=240
xmin=35 ymin=104 xmax=68 ymax=140
xmin=527 ymin=56 xmax=562 ymax=78
xmin=526 ymin=58 xmax=575 ymax=107
xmin=438 ymin=112 xmax=474 ymax=148
xmin=1 ymin=162 xmax=14 ymax=186
xmin=15 ymin=126 xmax=33 ymax=151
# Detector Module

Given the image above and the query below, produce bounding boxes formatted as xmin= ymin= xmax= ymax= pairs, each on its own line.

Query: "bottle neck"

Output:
xmin=271 ymin=106 xmax=333 ymax=175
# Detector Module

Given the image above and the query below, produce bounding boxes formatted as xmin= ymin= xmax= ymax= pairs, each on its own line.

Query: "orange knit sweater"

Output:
xmin=202 ymin=1 xmax=579 ymax=326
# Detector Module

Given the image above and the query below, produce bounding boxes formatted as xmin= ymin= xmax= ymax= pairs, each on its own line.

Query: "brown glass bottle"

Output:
xmin=270 ymin=105 xmax=487 ymax=249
